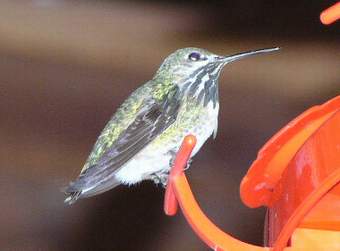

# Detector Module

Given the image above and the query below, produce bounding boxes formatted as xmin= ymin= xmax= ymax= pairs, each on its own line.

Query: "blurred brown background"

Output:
xmin=0 ymin=0 xmax=339 ymax=250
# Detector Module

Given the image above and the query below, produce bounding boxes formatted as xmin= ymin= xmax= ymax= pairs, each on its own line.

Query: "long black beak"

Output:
xmin=216 ymin=47 xmax=279 ymax=63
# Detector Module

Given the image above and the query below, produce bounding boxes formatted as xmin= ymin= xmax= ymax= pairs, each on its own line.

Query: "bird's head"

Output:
xmin=154 ymin=47 xmax=279 ymax=87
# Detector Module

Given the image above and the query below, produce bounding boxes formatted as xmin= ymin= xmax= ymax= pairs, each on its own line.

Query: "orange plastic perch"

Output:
xmin=320 ymin=2 xmax=340 ymax=25
xmin=164 ymin=135 xmax=267 ymax=251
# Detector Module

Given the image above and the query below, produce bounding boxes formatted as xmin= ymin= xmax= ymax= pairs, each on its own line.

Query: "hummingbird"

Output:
xmin=65 ymin=47 xmax=279 ymax=204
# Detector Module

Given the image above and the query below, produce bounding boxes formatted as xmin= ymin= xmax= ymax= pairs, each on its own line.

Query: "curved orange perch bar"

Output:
xmin=320 ymin=2 xmax=340 ymax=25
xmin=164 ymin=135 xmax=267 ymax=251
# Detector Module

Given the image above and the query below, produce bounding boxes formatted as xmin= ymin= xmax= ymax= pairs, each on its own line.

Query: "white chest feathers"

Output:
xmin=115 ymin=101 xmax=219 ymax=185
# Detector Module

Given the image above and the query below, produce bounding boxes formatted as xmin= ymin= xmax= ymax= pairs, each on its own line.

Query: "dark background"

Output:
xmin=0 ymin=0 xmax=339 ymax=250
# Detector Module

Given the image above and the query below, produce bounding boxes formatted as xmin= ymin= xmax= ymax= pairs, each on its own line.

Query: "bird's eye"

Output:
xmin=188 ymin=52 xmax=201 ymax=61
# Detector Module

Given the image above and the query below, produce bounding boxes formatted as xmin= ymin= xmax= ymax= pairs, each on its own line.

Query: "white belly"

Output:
xmin=115 ymin=102 xmax=219 ymax=185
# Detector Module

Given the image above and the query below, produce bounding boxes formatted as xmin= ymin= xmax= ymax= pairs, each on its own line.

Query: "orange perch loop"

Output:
xmin=320 ymin=2 xmax=340 ymax=25
xmin=172 ymin=174 xmax=268 ymax=251
xmin=164 ymin=135 xmax=267 ymax=251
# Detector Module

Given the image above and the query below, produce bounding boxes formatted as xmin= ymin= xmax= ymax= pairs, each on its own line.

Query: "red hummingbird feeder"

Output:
xmin=164 ymin=94 xmax=340 ymax=251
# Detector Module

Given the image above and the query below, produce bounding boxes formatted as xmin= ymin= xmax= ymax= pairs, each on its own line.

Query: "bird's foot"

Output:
xmin=184 ymin=158 xmax=193 ymax=171
xmin=168 ymin=150 xmax=177 ymax=168
xmin=151 ymin=172 xmax=169 ymax=188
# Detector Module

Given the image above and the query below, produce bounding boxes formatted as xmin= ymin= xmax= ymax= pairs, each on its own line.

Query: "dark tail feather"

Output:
xmin=64 ymin=191 xmax=82 ymax=205
xmin=63 ymin=177 xmax=121 ymax=204
xmin=64 ymin=182 xmax=83 ymax=205
xmin=80 ymin=178 xmax=121 ymax=198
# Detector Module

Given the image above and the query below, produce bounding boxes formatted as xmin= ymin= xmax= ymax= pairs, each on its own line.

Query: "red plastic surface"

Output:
xmin=269 ymin=109 xmax=340 ymax=251
xmin=240 ymin=96 xmax=340 ymax=208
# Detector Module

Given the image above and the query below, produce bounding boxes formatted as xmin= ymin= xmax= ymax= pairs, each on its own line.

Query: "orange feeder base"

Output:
xmin=164 ymin=95 xmax=340 ymax=251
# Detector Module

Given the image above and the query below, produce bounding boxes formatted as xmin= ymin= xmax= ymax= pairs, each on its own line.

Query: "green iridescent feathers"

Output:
xmin=80 ymin=79 xmax=178 ymax=174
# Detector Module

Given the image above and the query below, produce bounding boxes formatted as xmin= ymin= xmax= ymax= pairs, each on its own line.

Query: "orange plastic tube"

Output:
xmin=320 ymin=2 xmax=340 ymax=25
xmin=164 ymin=135 xmax=267 ymax=251
xmin=164 ymin=135 xmax=197 ymax=216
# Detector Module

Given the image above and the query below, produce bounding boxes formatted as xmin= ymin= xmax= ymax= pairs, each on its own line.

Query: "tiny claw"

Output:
xmin=184 ymin=158 xmax=193 ymax=171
